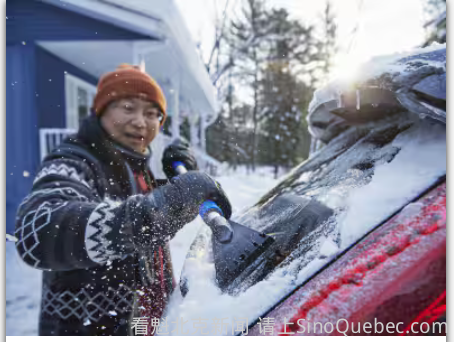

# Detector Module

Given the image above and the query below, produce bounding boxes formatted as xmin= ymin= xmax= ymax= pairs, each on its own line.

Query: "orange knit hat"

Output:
xmin=92 ymin=64 xmax=167 ymax=126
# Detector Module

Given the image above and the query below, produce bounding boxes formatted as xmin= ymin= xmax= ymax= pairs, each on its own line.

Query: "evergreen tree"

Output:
xmin=423 ymin=0 xmax=446 ymax=45
xmin=321 ymin=1 xmax=337 ymax=84
xmin=228 ymin=0 xmax=273 ymax=171
xmin=258 ymin=63 xmax=312 ymax=178
xmin=257 ymin=9 xmax=320 ymax=178
xmin=206 ymin=2 xmax=337 ymax=174
xmin=206 ymin=113 xmax=231 ymax=162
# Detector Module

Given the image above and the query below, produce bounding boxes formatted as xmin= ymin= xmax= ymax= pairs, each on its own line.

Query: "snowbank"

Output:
xmin=6 ymin=244 xmax=42 ymax=336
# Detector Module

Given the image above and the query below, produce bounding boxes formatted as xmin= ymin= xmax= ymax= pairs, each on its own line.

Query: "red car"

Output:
xmin=179 ymin=46 xmax=446 ymax=336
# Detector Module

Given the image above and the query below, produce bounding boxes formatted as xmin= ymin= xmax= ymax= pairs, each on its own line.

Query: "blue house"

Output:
xmin=6 ymin=0 xmax=220 ymax=234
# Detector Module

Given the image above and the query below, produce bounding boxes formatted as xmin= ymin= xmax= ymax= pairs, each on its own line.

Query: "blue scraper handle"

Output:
xmin=172 ymin=161 xmax=233 ymax=243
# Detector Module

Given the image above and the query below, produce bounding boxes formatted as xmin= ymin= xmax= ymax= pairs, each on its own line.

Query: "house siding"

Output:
xmin=35 ymin=46 xmax=98 ymax=128
xmin=6 ymin=44 xmax=39 ymax=234
xmin=6 ymin=0 xmax=150 ymax=43
xmin=5 ymin=0 xmax=153 ymax=234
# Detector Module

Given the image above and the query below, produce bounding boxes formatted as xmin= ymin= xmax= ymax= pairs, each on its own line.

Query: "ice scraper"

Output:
xmin=172 ymin=161 xmax=275 ymax=292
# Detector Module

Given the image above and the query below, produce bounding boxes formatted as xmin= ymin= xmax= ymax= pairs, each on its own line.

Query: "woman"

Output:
xmin=14 ymin=64 xmax=231 ymax=335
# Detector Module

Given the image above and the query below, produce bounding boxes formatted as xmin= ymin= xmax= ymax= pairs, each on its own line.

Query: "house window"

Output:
xmin=65 ymin=73 xmax=96 ymax=129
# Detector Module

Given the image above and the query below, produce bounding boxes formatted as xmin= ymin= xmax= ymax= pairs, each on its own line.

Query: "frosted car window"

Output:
xmin=165 ymin=113 xmax=446 ymax=335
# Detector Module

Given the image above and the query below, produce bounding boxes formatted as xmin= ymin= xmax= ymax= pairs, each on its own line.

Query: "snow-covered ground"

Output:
xmin=6 ymin=242 xmax=43 ymax=336
xmin=5 ymin=167 xmax=279 ymax=336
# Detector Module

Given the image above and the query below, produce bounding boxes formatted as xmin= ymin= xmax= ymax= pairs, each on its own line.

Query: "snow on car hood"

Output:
xmin=162 ymin=118 xmax=446 ymax=335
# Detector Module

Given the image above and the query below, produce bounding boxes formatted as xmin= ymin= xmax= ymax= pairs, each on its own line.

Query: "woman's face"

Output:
xmin=100 ymin=98 xmax=163 ymax=154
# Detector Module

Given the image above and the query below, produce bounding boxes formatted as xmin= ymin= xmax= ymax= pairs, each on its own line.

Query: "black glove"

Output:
xmin=162 ymin=138 xmax=198 ymax=179
xmin=119 ymin=171 xmax=232 ymax=251
xmin=167 ymin=171 xmax=232 ymax=220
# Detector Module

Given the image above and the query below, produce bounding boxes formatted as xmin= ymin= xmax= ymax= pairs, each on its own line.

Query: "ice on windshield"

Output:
xmin=163 ymin=115 xmax=446 ymax=335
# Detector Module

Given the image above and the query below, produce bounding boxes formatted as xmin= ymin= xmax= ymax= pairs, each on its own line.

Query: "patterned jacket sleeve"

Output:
xmin=14 ymin=156 xmax=138 ymax=271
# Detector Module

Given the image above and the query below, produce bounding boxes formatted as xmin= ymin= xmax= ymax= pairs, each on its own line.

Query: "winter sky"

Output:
xmin=175 ymin=0 xmax=427 ymax=82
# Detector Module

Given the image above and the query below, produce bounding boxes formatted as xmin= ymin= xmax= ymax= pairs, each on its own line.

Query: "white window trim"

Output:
xmin=64 ymin=73 xmax=97 ymax=130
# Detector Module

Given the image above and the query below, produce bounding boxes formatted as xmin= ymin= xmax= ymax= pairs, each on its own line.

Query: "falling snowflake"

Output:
xmin=6 ymin=234 xmax=18 ymax=242
xmin=83 ymin=318 xmax=91 ymax=326
xmin=23 ymin=171 xmax=30 ymax=177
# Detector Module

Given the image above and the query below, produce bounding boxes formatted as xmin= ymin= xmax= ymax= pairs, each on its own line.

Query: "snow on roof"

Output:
xmin=42 ymin=0 xmax=217 ymax=115
xmin=101 ymin=0 xmax=217 ymax=113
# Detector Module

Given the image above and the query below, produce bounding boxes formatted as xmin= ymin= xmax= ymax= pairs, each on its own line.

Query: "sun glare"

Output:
xmin=327 ymin=51 xmax=373 ymax=85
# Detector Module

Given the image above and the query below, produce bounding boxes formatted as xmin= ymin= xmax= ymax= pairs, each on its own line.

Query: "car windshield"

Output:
xmin=166 ymin=112 xmax=446 ymax=332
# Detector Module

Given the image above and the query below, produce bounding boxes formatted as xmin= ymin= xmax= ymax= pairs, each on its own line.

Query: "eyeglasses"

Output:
xmin=111 ymin=99 xmax=163 ymax=122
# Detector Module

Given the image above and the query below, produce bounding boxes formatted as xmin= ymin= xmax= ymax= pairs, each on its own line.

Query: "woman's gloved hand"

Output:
xmin=122 ymin=171 xmax=232 ymax=251
xmin=162 ymin=138 xmax=198 ymax=179
xmin=167 ymin=171 xmax=232 ymax=220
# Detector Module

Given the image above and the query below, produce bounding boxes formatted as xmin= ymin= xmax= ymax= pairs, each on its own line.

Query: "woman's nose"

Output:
xmin=131 ymin=113 xmax=146 ymax=128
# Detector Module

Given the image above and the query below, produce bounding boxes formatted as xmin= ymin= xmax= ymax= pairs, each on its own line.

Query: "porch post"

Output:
xmin=200 ymin=112 xmax=206 ymax=152
xmin=170 ymin=78 xmax=180 ymax=139
xmin=132 ymin=44 xmax=146 ymax=71
xmin=190 ymin=108 xmax=199 ymax=147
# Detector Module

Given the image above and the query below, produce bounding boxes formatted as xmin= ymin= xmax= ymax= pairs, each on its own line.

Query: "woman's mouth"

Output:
xmin=124 ymin=132 xmax=145 ymax=143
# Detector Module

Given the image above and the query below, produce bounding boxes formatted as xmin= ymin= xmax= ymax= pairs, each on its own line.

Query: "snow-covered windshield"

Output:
xmin=164 ymin=113 xmax=446 ymax=335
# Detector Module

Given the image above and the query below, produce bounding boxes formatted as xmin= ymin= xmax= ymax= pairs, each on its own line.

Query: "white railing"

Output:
xmin=39 ymin=128 xmax=77 ymax=161
xmin=40 ymin=128 xmax=223 ymax=177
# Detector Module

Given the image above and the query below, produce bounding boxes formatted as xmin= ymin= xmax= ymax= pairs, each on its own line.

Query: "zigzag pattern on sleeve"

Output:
xmin=85 ymin=198 xmax=123 ymax=264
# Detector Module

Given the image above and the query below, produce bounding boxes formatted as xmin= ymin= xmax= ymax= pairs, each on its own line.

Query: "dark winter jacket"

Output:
xmin=15 ymin=115 xmax=175 ymax=336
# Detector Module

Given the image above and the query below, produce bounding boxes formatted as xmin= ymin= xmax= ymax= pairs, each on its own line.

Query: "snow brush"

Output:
xmin=172 ymin=161 xmax=275 ymax=293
